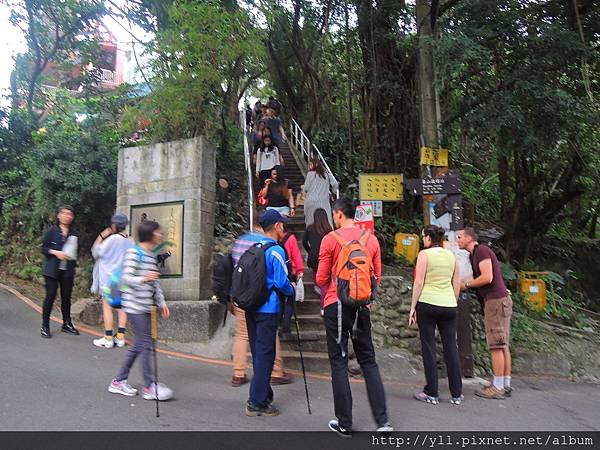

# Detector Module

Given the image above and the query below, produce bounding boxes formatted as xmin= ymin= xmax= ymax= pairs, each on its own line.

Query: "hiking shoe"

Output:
xmin=485 ymin=382 xmax=513 ymax=398
xmin=231 ymin=375 xmax=249 ymax=387
xmin=114 ymin=337 xmax=126 ymax=348
xmin=376 ymin=422 xmax=394 ymax=433
xmin=108 ymin=379 xmax=138 ymax=397
xmin=245 ymin=402 xmax=280 ymax=417
xmin=41 ymin=326 xmax=52 ymax=339
xmin=61 ymin=322 xmax=80 ymax=335
xmin=93 ymin=337 xmax=114 ymax=348
xmin=475 ymin=384 xmax=506 ymax=400
xmin=413 ymin=391 xmax=439 ymax=404
xmin=270 ymin=375 xmax=293 ymax=385
xmin=450 ymin=394 xmax=465 ymax=405
xmin=328 ymin=419 xmax=352 ymax=438
xmin=142 ymin=382 xmax=173 ymax=401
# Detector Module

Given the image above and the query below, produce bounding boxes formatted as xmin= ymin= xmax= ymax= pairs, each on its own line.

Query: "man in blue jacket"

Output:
xmin=246 ymin=210 xmax=294 ymax=417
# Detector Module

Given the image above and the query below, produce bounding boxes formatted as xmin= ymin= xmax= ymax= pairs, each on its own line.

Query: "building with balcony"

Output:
xmin=40 ymin=24 xmax=128 ymax=92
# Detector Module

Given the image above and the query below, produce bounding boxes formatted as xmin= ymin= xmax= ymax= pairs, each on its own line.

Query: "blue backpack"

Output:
xmin=102 ymin=246 xmax=144 ymax=308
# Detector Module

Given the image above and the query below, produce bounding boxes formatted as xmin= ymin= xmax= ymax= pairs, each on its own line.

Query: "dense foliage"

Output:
xmin=0 ymin=0 xmax=598 ymax=315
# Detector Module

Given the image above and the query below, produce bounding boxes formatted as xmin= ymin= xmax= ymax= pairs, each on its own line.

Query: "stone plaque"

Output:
xmin=130 ymin=201 xmax=184 ymax=277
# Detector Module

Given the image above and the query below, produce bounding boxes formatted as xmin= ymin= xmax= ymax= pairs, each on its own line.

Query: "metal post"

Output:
xmin=457 ymin=292 xmax=474 ymax=377
xmin=241 ymin=111 xmax=254 ymax=230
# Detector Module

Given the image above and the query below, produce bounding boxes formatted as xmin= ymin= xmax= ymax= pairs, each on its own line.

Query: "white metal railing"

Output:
xmin=241 ymin=111 xmax=254 ymax=230
xmin=289 ymin=118 xmax=339 ymax=199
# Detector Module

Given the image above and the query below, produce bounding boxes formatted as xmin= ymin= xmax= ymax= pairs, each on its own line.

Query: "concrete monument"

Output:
xmin=117 ymin=136 xmax=223 ymax=341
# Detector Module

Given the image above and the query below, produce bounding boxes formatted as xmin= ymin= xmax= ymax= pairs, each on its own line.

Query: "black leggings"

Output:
xmin=42 ymin=272 xmax=74 ymax=327
xmin=416 ymin=302 xmax=462 ymax=398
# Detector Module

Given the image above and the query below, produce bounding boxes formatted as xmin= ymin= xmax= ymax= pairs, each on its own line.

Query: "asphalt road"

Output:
xmin=1 ymin=286 xmax=598 ymax=432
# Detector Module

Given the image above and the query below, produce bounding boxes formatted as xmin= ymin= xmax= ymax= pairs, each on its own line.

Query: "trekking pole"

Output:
xmin=151 ymin=304 xmax=160 ymax=418
xmin=293 ymin=311 xmax=312 ymax=414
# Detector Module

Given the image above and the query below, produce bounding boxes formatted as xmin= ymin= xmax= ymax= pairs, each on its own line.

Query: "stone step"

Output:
xmin=295 ymin=298 xmax=321 ymax=314
xmin=280 ymin=330 xmax=328 ymax=353
xmin=294 ymin=313 xmax=323 ymax=331
xmin=302 ymin=270 xmax=315 ymax=283
xmin=279 ymin=349 xmax=331 ymax=374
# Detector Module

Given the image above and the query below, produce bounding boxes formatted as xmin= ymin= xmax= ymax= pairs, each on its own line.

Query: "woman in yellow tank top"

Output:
xmin=409 ymin=225 xmax=463 ymax=405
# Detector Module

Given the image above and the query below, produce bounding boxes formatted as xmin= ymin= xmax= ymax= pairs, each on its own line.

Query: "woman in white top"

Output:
xmin=303 ymin=157 xmax=338 ymax=227
xmin=255 ymin=135 xmax=284 ymax=189
xmin=91 ymin=213 xmax=134 ymax=349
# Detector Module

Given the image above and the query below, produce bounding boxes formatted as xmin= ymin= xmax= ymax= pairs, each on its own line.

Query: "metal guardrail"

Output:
xmin=240 ymin=111 xmax=254 ymax=230
xmin=288 ymin=119 xmax=339 ymax=199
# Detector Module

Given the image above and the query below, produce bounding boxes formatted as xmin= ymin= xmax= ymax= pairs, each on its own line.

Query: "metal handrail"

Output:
xmin=240 ymin=111 xmax=254 ymax=230
xmin=289 ymin=119 xmax=339 ymax=199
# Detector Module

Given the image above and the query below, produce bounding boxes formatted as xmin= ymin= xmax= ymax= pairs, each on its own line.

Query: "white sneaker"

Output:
xmin=93 ymin=336 xmax=114 ymax=348
xmin=376 ymin=422 xmax=394 ymax=433
xmin=142 ymin=382 xmax=173 ymax=401
xmin=108 ymin=379 xmax=138 ymax=396
xmin=114 ymin=337 xmax=126 ymax=347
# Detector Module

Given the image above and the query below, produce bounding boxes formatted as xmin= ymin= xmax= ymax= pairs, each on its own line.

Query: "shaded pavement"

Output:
xmin=0 ymin=286 xmax=598 ymax=431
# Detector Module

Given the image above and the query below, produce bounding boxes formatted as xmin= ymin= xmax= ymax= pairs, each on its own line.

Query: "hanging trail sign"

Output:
xmin=420 ymin=147 xmax=449 ymax=167
xmin=404 ymin=175 xmax=461 ymax=196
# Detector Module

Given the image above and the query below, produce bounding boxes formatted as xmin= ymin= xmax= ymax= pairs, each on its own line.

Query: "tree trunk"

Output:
xmin=416 ymin=0 xmax=440 ymax=224
xmin=416 ymin=0 xmax=439 ymax=150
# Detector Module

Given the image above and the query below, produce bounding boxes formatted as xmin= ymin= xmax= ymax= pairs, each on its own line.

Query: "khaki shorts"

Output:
xmin=484 ymin=296 xmax=512 ymax=349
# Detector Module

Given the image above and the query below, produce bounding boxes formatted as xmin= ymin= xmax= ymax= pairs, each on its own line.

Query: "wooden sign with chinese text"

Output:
xmin=404 ymin=175 xmax=461 ymax=196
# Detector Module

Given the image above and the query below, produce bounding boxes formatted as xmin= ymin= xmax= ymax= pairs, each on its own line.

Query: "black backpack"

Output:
xmin=231 ymin=242 xmax=279 ymax=311
xmin=211 ymin=253 xmax=234 ymax=305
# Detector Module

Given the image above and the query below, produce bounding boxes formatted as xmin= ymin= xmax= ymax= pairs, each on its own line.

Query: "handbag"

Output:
xmin=257 ymin=186 xmax=269 ymax=206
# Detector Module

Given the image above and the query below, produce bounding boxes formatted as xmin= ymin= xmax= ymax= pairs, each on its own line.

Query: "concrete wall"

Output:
xmin=117 ymin=136 xmax=216 ymax=302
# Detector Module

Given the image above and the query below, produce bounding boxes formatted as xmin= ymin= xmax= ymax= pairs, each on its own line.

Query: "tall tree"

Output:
xmin=436 ymin=0 xmax=600 ymax=260
xmin=123 ymin=0 xmax=265 ymax=146
xmin=4 ymin=0 xmax=106 ymax=123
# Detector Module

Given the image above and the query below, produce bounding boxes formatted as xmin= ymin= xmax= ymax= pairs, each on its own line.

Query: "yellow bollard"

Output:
xmin=394 ymin=233 xmax=420 ymax=265
xmin=518 ymin=272 xmax=549 ymax=311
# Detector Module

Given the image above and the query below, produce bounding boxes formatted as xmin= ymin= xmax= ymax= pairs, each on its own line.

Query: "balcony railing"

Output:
xmin=97 ymin=68 xmax=123 ymax=86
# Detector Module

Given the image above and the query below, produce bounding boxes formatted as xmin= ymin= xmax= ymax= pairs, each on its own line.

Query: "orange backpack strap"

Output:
xmin=358 ymin=230 xmax=370 ymax=247
xmin=332 ymin=230 xmax=348 ymax=247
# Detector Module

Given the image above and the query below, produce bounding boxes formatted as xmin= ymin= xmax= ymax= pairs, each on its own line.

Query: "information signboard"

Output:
xmin=359 ymin=173 xmax=403 ymax=201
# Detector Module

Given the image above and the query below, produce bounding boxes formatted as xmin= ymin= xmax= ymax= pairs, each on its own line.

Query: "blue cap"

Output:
xmin=259 ymin=209 xmax=290 ymax=228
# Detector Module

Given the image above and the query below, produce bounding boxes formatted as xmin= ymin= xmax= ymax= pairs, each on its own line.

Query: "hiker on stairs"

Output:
xmin=303 ymin=158 xmax=338 ymax=227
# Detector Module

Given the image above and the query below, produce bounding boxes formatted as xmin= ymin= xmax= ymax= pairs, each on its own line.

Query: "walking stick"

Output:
xmin=151 ymin=304 xmax=160 ymax=418
xmin=293 ymin=310 xmax=312 ymax=414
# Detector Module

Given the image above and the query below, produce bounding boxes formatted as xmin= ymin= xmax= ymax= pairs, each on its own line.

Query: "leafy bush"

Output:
xmin=18 ymin=264 xmax=42 ymax=281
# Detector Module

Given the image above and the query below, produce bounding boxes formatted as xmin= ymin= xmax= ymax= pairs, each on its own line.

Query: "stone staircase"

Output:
xmin=280 ymin=140 xmax=331 ymax=373
xmin=253 ymin=137 xmax=333 ymax=373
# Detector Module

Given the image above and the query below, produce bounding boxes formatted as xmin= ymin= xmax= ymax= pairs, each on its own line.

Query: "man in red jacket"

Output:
xmin=316 ymin=197 xmax=393 ymax=437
